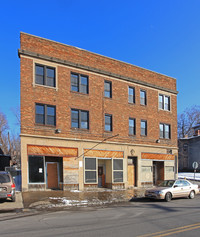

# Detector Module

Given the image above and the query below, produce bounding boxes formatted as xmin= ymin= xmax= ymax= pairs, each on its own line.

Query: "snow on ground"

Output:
xmin=178 ymin=172 xmax=200 ymax=180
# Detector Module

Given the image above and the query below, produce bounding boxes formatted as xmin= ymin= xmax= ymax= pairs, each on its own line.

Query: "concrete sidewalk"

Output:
xmin=0 ymin=192 xmax=24 ymax=211
xmin=22 ymin=188 xmax=146 ymax=210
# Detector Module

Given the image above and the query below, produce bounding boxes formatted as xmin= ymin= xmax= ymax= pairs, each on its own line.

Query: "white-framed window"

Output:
xmin=84 ymin=157 xmax=97 ymax=183
xmin=159 ymin=123 xmax=171 ymax=139
xmin=113 ymin=159 xmax=123 ymax=182
xmin=159 ymin=94 xmax=170 ymax=111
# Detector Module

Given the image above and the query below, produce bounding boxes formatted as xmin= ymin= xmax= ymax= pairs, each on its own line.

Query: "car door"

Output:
xmin=172 ymin=180 xmax=183 ymax=198
xmin=181 ymin=180 xmax=192 ymax=197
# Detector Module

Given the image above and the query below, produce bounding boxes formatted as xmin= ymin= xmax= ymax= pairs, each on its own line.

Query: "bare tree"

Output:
xmin=178 ymin=105 xmax=200 ymax=138
xmin=0 ymin=110 xmax=21 ymax=167
xmin=0 ymin=111 xmax=9 ymax=154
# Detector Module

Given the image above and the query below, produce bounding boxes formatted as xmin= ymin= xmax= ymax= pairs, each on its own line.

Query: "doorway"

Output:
xmin=153 ymin=161 xmax=164 ymax=185
xmin=128 ymin=157 xmax=137 ymax=187
xmin=98 ymin=166 xmax=105 ymax=188
xmin=46 ymin=162 xmax=59 ymax=189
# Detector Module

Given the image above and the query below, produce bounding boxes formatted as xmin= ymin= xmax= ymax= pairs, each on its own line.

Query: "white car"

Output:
xmin=145 ymin=179 xmax=199 ymax=202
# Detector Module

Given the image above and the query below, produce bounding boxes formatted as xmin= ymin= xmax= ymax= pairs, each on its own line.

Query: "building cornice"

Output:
xmin=18 ymin=49 xmax=178 ymax=95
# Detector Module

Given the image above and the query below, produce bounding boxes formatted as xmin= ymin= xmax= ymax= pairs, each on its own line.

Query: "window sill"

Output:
xmin=71 ymin=128 xmax=90 ymax=132
xmin=35 ymin=124 xmax=56 ymax=128
xmin=33 ymin=83 xmax=58 ymax=91
xmin=158 ymin=108 xmax=171 ymax=112
xmin=71 ymin=90 xmax=89 ymax=96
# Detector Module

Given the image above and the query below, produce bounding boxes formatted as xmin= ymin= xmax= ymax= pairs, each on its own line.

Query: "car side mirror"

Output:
xmin=174 ymin=185 xmax=178 ymax=188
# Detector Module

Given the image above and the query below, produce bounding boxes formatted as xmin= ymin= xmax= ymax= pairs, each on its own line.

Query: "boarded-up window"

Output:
xmin=113 ymin=159 xmax=123 ymax=182
xmin=141 ymin=166 xmax=152 ymax=181
xmin=85 ymin=158 xmax=97 ymax=183
xmin=165 ymin=166 xmax=174 ymax=173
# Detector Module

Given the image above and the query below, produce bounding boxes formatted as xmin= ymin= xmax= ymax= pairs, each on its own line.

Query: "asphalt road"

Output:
xmin=0 ymin=196 xmax=200 ymax=237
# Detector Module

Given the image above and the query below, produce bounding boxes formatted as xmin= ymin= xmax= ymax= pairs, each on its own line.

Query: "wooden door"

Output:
xmin=128 ymin=165 xmax=135 ymax=186
xmin=47 ymin=163 xmax=58 ymax=189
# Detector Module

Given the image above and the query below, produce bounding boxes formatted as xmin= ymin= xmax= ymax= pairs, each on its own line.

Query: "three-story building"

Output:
xmin=19 ymin=32 xmax=178 ymax=191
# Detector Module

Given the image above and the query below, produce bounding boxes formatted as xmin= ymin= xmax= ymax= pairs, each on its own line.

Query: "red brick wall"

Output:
xmin=20 ymin=33 xmax=177 ymax=147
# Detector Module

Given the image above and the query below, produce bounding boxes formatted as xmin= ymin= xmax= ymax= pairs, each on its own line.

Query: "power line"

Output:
xmin=75 ymin=134 xmax=119 ymax=160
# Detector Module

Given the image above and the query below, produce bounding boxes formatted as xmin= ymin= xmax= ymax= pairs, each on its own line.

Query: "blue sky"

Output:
xmin=1 ymin=0 xmax=200 ymax=134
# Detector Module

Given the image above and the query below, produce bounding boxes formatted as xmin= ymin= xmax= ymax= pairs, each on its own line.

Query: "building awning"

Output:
xmin=84 ymin=149 xmax=123 ymax=158
xmin=27 ymin=145 xmax=78 ymax=158
xmin=142 ymin=152 xmax=175 ymax=160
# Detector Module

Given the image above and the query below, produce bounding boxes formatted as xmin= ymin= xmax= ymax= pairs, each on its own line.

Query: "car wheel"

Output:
xmin=11 ymin=195 xmax=16 ymax=202
xmin=165 ymin=192 xmax=172 ymax=202
xmin=189 ymin=191 xmax=195 ymax=199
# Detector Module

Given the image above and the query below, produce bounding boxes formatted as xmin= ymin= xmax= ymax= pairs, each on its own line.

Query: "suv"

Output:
xmin=0 ymin=171 xmax=16 ymax=202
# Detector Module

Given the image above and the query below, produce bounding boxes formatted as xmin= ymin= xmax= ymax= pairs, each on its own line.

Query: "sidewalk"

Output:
xmin=0 ymin=192 xmax=23 ymax=211
xmin=22 ymin=188 xmax=146 ymax=210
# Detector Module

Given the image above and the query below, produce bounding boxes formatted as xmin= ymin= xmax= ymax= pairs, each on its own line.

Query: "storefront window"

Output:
xmin=113 ymin=159 xmax=123 ymax=182
xmin=28 ymin=156 xmax=44 ymax=183
xmin=85 ymin=158 xmax=97 ymax=183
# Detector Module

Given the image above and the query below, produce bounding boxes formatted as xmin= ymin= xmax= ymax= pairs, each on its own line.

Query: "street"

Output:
xmin=0 ymin=196 xmax=200 ymax=237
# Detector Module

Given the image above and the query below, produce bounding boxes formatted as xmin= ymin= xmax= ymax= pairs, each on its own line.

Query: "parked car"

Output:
xmin=145 ymin=179 xmax=199 ymax=202
xmin=0 ymin=171 xmax=16 ymax=202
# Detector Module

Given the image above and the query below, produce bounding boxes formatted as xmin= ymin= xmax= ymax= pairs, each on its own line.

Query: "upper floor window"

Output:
xmin=140 ymin=90 xmax=147 ymax=105
xmin=71 ymin=109 xmax=89 ymax=129
xmin=105 ymin=114 xmax=112 ymax=131
xmin=141 ymin=120 xmax=147 ymax=136
xmin=159 ymin=94 xmax=170 ymax=111
xmin=35 ymin=64 xmax=56 ymax=87
xmin=129 ymin=118 xmax=136 ymax=135
xmin=71 ymin=73 xmax=89 ymax=94
xmin=35 ymin=104 xmax=56 ymax=126
xmin=159 ymin=123 xmax=171 ymax=139
xmin=128 ymin=87 xmax=135 ymax=104
xmin=104 ymin=81 xmax=112 ymax=98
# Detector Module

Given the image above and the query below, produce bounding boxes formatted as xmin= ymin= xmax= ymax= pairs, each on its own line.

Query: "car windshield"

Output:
xmin=0 ymin=174 xmax=11 ymax=183
xmin=158 ymin=180 xmax=175 ymax=187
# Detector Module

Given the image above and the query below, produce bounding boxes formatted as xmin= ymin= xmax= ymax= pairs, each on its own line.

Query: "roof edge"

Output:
xmin=20 ymin=32 xmax=177 ymax=81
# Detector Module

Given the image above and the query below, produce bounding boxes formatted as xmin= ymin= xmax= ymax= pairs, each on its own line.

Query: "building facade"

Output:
xmin=179 ymin=124 xmax=200 ymax=172
xmin=19 ymin=32 xmax=178 ymax=191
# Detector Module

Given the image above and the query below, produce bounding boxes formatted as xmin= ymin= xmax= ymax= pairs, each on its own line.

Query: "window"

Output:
xmin=104 ymin=80 xmax=112 ymax=98
xmin=113 ymin=159 xmax=123 ymax=182
xmin=140 ymin=90 xmax=147 ymax=105
xmin=71 ymin=109 xmax=89 ymax=129
xmin=35 ymin=64 xmax=56 ymax=87
xmin=28 ymin=156 xmax=44 ymax=183
xmin=159 ymin=94 xmax=170 ymax=111
xmin=141 ymin=120 xmax=147 ymax=136
xmin=105 ymin=114 xmax=112 ymax=131
xmin=129 ymin=118 xmax=136 ymax=135
xmin=71 ymin=73 xmax=89 ymax=94
xmin=159 ymin=123 xmax=170 ymax=139
xmin=35 ymin=104 xmax=56 ymax=126
xmin=128 ymin=87 xmax=135 ymax=103
xmin=85 ymin=158 xmax=97 ymax=183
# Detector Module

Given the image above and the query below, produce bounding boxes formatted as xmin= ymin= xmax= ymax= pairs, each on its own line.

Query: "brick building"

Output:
xmin=19 ymin=32 xmax=178 ymax=191
xmin=179 ymin=124 xmax=200 ymax=171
